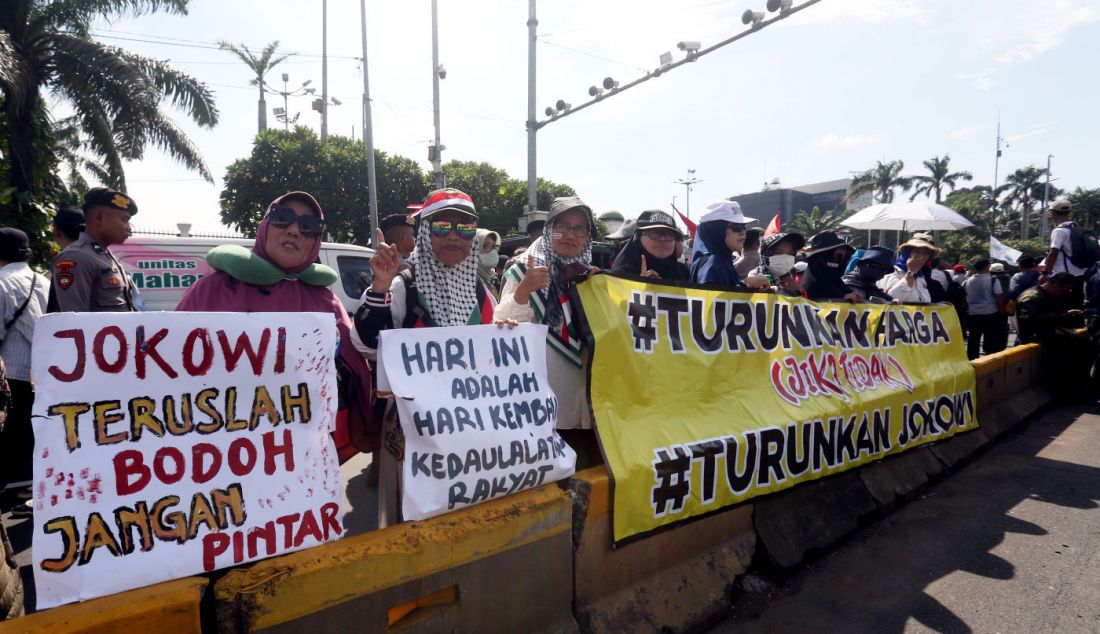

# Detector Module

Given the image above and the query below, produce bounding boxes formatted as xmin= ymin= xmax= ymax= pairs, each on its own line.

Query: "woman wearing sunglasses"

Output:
xmin=355 ymin=188 xmax=496 ymax=525
xmin=690 ymin=200 xmax=768 ymax=290
xmin=610 ymin=210 xmax=690 ymax=281
xmin=495 ymin=197 xmax=597 ymax=434
xmin=178 ymin=191 xmax=376 ymax=461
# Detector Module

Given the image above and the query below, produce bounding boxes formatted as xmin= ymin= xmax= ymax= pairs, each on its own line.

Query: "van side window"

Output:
xmin=337 ymin=255 xmax=374 ymax=299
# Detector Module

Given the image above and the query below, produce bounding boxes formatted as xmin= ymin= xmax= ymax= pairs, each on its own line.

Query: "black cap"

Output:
xmin=526 ymin=220 xmax=546 ymax=236
xmin=635 ymin=210 xmax=684 ymax=236
xmin=379 ymin=213 xmax=416 ymax=233
xmin=857 ymin=246 xmax=896 ymax=268
xmin=54 ymin=206 xmax=86 ymax=239
xmin=83 ymin=187 xmax=137 ymax=215
xmin=0 ymin=228 xmax=30 ymax=262
xmin=761 ymin=232 xmax=806 ymax=256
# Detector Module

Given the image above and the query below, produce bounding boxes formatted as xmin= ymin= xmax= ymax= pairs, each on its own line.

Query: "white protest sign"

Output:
xmin=30 ymin=312 xmax=344 ymax=609
xmin=378 ymin=323 xmax=576 ymax=521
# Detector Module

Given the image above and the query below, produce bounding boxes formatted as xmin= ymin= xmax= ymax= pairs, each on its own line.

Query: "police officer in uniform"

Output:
xmin=49 ymin=187 xmax=138 ymax=312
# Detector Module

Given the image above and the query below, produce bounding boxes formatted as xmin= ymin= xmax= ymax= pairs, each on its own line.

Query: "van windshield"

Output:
xmin=337 ymin=255 xmax=373 ymax=299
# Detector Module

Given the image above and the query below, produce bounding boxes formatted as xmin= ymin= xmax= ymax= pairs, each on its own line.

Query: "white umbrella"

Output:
xmin=840 ymin=201 xmax=975 ymax=231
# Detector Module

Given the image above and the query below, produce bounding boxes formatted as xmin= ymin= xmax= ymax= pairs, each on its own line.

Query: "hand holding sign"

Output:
xmin=370 ymin=227 xmax=402 ymax=292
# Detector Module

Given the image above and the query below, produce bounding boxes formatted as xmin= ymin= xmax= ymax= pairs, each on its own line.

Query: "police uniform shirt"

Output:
xmin=50 ymin=233 xmax=136 ymax=312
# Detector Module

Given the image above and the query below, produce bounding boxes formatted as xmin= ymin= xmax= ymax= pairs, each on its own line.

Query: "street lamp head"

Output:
xmin=273 ymin=107 xmax=286 ymax=115
xmin=588 ymin=85 xmax=604 ymax=97
xmin=766 ymin=0 xmax=792 ymax=12
xmin=602 ymin=76 xmax=619 ymax=90
xmin=741 ymin=10 xmax=764 ymax=26
xmin=677 ymin=41 xmax=701 ymax=54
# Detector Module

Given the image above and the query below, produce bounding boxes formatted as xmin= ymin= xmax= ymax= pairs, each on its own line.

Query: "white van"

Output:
xmin=112 ymin=235 xmax=374 ymax=314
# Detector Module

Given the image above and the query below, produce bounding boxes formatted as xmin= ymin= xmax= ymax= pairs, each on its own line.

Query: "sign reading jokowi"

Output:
xmin=30 ymin=312 xmax=344 ymax=609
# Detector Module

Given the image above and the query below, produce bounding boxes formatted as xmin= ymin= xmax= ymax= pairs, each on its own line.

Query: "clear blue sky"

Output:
xmin=86 ymin=0 xmax=1100 ymax=233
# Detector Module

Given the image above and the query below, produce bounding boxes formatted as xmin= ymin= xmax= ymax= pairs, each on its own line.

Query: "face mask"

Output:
xmin=767 ymin=254 xmax=796 ymax=277
xmin=480 ymin=249 xmax=499 ymax=268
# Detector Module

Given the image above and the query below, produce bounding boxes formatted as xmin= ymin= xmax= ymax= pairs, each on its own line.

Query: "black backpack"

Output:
xmin=1066 ymin=224 xmax=1100 ymax=269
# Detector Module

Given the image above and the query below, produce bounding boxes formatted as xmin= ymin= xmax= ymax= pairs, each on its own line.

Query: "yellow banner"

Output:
xmin=574 ymin=274 xmax=979 ymax=544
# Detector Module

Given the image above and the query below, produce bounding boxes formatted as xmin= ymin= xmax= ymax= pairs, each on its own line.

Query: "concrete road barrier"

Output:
xmin=0 ymin=577 xmax=207 ymax=634
xmin=214 ymin=484 xmax=576 ymax=634
xmin=568 ymin=467 xmax=755 ymax=633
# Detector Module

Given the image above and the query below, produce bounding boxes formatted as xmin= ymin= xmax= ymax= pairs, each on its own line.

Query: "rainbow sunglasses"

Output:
xmin=429 ymin=220 xmax=477 ymax=240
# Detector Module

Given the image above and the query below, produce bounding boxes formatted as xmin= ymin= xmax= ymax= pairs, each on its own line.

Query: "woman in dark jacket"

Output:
xmin=800 ymin=231 xmax=860 ymax=302
xmin=690 ymin=200 xmax=767 ymax=290
xmin=611 ymin=210 xmax=689 ymax=281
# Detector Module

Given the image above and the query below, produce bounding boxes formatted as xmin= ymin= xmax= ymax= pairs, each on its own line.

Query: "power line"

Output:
xmin=536 ymin=39 xmax=647 ymax=72
xmin=87 ymin=30 xmax=361 ymax=61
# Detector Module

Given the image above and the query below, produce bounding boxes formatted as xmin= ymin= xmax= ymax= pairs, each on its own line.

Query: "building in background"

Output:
xmin=729 ymin=178 xmax=872 ymax=226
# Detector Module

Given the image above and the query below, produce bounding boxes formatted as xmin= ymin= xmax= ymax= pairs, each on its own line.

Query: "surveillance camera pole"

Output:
xmin=525 ymin=0 xmax=821 ymax=216
xmin=431 ymin=0 xmax=445 ymax=189
xmin=526 ymin=0 xmax=538 ymax=215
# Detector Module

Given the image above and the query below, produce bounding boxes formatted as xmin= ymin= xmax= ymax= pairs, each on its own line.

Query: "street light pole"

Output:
xmin=1041 ymin=154 xmax=1054 ymax=239
xmin=360 ymin=0 xmax=379 ymax=248
xmin=321 ymin=0 xmax=329 ymax=142
xmin=430 ymin=0 xmax=444 ymax=188
xmin=675 ymin=170 xmax=702 ymax=220
xmin=526 ymin=0 xmax=538 ymax=215
xmin=282 ymin=74 xmax=290 ymax=131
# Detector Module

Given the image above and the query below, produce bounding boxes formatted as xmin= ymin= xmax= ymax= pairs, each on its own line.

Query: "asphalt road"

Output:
xmin=714 ymin=401 xmax=1100 ymax=634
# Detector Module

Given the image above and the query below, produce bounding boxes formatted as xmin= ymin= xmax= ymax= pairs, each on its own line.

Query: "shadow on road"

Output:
xmin=722 ymin=402 xmax=1100 ymax=634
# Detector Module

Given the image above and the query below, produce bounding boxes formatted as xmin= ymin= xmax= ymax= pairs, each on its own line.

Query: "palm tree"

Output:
xmin=218 ymin=40 xmax=288 ymax=133
xmin=0 ymin=30 xmax=16 ymax=86
xmin=846 ymin=160 xmax=913 ymax=244
xmin=1001 ymin=166 xmax=1048 ymax=240
xmin=0 ymin=0 xmax=218 ymax=203
xmin=846 ymin=160 xmax=913 ymax=206
xmin=908 ymin=155 xmax=972 ymax=203
xmin=786 ymin=206 xmax=856 ymax=241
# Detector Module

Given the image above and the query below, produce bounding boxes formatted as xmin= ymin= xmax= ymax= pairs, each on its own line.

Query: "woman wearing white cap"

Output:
xmin=690 ymin=201 xmax=768 ymax=289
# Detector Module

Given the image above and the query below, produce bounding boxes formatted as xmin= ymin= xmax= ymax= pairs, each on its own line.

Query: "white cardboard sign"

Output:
xmin=378 ymin=323 xmax=576 ymax=520
xmin=30 ymin=312 xmax=343 ymax=609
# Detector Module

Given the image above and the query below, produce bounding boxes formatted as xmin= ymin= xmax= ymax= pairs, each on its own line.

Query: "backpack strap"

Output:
xmin=398 ymin=267 xmax=431 ymax=328
xmin=2 ymin=273 xmax=38 ymax=348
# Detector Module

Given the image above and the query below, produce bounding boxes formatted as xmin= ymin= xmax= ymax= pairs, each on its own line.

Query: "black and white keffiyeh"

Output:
xmin=406 ymin=216 xmax=480 ymax=327
xmin=507 ymin=233 xmax=591 ymax=365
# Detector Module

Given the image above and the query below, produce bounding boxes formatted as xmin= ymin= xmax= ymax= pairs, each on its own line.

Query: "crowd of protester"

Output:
xmin=2 ymin=186 xmax=1098 ymax=555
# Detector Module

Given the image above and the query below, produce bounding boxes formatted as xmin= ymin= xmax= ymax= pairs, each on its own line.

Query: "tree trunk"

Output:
xmin=2 ymin=83 xmax=39 ymax=196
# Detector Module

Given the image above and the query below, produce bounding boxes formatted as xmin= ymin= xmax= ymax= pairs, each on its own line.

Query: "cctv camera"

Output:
xmin=331 ymin=97 xmax=342 ymax=106
xmin=767 ymin=0 xmax=792 ymax=11
xmin=436 ymin=64 xmax=447 ymax=80
xmin=588 ymin=85 xmax=603 ymax=97
xmin=555 ymin=99 xmax=571 ymax=111
xmin=545 ymin=106 xmax=556 ymax=117
xmin=602 ymin=76 xmax=619 ymax=90
xmin=742 ymin=10 xmax=764 ymax=25
xmin=677 ymin=41 xmax=701 ymax=53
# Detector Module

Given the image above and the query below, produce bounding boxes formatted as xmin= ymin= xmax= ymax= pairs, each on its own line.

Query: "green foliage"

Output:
xmin=1068 ymin=187 xmax=1100 ymax=230
xmin=445 ymin=161 xmax=575 ymax=236
xmin=909 ymin=155 xmax=972 ymax=203
xmin=1 ymin=0 xmax=217 ymax=258
xmin=785 ymin=206 xmax=861 ymax=246
xmin=219 ymin=127 xmax=428 ymax=243
xmin=593 ymin=218 xmax=610 ymax=241
xmin=848 ymin=160 xmax=912 ymax=205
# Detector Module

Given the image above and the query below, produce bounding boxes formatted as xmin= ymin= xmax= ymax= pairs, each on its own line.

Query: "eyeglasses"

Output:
xmin=641 ymin=229 xmax=682 ymax=242
xmin=727 ymin=223 xmax=747 ymax=233
xmin=430 ymin=220 xmax=478 ymax=240
xmin=267 ymin=205 xmax=326 ymax=237
xmin=551 ymin=222 xmax=589 ymax=238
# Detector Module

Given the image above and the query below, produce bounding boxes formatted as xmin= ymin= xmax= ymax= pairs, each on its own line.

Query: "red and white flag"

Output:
xmin=763 ymin=213 xmax=781 ymax=237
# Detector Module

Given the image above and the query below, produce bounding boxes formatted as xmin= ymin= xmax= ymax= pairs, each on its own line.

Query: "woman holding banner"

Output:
xmin=176 ymin=191 xmax=377 ymax=461
xmin=496 ymin=197 xmax=598 ymax=435
xmin=355 ymin=188 xmax=496 ymax=526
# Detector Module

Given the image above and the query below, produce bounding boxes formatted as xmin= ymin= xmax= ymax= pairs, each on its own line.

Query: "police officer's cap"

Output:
xmin=379 ymin=213 xmax=415 ymax=233
xmin=83 ymin=187 xmax=138 ymax=216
